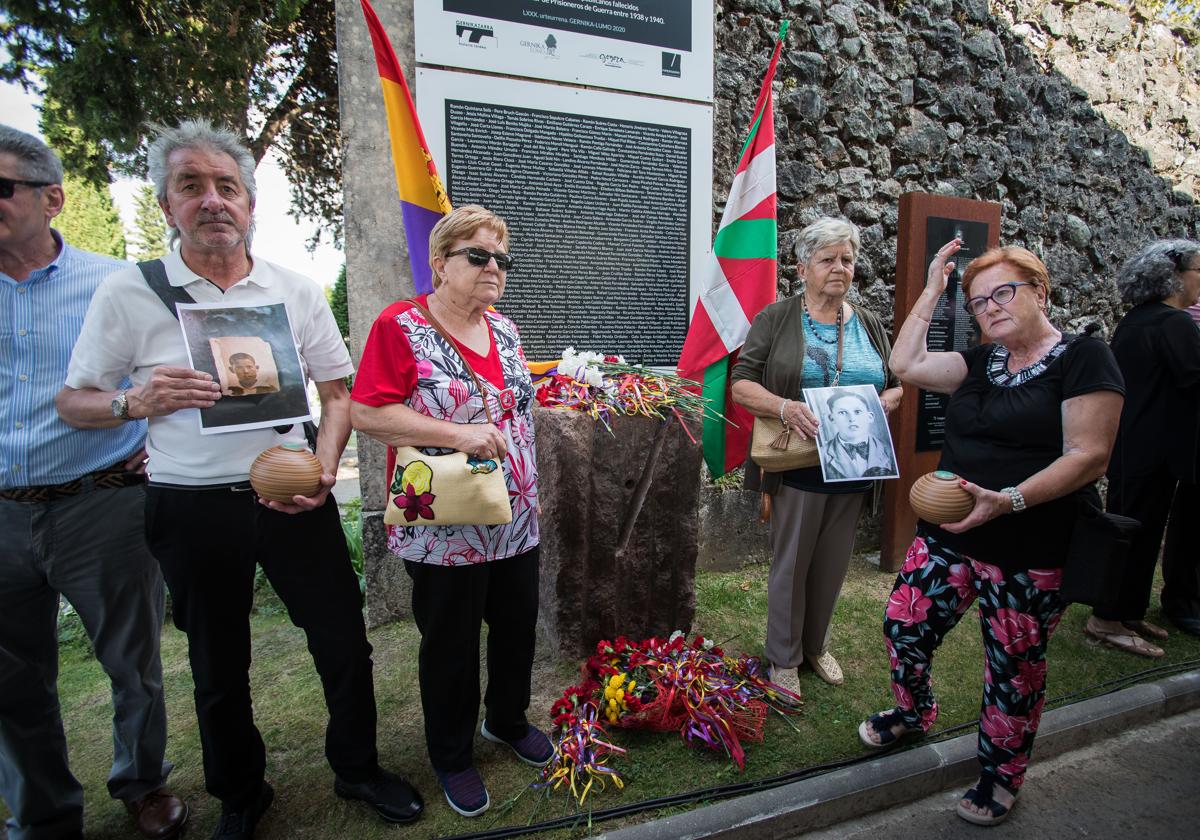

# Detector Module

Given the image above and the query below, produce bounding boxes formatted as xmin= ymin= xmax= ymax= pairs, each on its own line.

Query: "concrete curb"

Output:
xmin=595 ymin=669 xmax=1200 ymax=840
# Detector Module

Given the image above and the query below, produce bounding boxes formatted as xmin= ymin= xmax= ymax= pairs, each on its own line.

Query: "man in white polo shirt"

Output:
xmin=56 ymin=120 xmax=423 ymax=839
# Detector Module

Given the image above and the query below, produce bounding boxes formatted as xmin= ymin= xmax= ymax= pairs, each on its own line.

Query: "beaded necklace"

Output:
xmin=803 ymin=298 xmax=844 ymax=385
xmin=803 ymin=299 xmax=842 ymax=344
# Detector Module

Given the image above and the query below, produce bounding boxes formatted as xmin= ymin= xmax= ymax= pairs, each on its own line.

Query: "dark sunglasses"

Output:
xmin=0 ymin=177 xmax=54 ymax=199
xmin=963 ymin=282 xmax=1032 ymax=316
xmin=447 ymin=247 xmax=514 ymax=271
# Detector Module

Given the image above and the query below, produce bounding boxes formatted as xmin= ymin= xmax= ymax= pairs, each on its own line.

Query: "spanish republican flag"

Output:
xmin=359 ymin=0 xmax=452 ymax=294
xmin=676 ymin=22 xmax=788 ymax=477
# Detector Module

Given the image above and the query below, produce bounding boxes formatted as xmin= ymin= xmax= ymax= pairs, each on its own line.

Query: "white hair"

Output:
xmin=795 ymin=217 xmax=861 ymax=266
xmin=146 ymin=119 xmax=257 ymax=249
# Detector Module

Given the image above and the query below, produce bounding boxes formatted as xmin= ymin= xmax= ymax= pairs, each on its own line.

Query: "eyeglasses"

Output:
xmin=963 ymin=282 xmax=1032 ymax=316
xmin=0 ymin=177 xmax=53 ymax=199
xmin=447 ymin=247 xmax=514 ymax=271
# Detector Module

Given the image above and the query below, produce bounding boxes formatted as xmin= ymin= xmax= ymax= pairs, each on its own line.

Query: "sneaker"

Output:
xmin=480 ymin=720 xmax=554 ymax=766
xmin=211 ymin=782 xmax=273 ymax=840
xmin=436 ymin=767 xmax=490 ymax=817
xmin=805 ymin=651 xmax=845 ymax=685
xmin=334 ymin=768 xmax=423 ymax=824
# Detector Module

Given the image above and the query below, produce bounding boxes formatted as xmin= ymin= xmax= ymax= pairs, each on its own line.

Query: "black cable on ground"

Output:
xmin=439 ymin=657 xmax=1200 ymax=840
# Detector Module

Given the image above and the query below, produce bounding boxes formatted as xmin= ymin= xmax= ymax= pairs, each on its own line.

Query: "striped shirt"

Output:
xmin=0 ymin=233 xmax=144 ymax=487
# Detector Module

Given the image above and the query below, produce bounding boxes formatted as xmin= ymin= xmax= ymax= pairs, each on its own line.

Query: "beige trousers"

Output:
xmin=765 ymin=485 xmax=865 ymax=668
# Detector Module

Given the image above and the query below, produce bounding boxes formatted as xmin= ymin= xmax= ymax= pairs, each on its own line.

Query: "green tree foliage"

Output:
xmin=1136 ymin=0 xmax=1200 ymax=29
xmin=130 ymin=183 xmax=169 ymax=260
xmin=55 ymin=174 xmax=126 ymax=259
xmin=1 ymin=0 xmax=341 ymax=245
xmin=328 ymin=264 xmax=349 ymax=344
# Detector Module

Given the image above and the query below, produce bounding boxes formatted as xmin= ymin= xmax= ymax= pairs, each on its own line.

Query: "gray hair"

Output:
xmin=146 ymin=119 xmax=257 ymax=249
xmin=795 ymin=217 xmax=861 ymax=266
xmin=0 ymin=124 xmax=63 ymax=184
xmin=1117 ymin=239 xmax=1200 ymax=306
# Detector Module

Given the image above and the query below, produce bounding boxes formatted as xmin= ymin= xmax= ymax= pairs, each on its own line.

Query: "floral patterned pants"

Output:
xmin=882 ymin=531 xmax=1066 ymax=790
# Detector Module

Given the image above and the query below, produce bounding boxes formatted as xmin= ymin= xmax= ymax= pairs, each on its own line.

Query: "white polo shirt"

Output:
xmin=66 ymin=249 xmax=353 ymax=485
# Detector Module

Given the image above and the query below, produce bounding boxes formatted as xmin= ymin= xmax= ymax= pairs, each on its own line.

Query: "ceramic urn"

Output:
xmin=909 ymin=470 xmax=975 ymax=525
xmin=249 ymin=443 xmax=323 ymax=502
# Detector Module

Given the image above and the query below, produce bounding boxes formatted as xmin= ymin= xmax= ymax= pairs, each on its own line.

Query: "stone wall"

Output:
xmin=716 ymin=0 xmax=1200 ymax=334
xmin=998 ymin=0 xmax=1199 ymax=198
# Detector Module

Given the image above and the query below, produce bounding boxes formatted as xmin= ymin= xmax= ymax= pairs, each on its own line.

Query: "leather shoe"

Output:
xmin=124 ymin=788 xmax=188 ymax=839
xmin=335 ymin=768 xmax=423 ymax=824
xmin=212 ymin=782 xmax=273 ymax=840
xmin=1166 ymin=611 xmax=1200 ymax=637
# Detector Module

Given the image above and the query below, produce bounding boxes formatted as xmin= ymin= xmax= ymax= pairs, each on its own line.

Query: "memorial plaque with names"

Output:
xmin=914 ymin=217 xmax=986 ymax=451
xmin=444 ymin=99 xmax=691 ymax=363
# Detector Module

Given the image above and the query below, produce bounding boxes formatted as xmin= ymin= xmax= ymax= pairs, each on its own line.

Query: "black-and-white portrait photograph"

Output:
xmin=803 ymin=384 xmax=899 ymax=482
xmin=210 ymin=337 xmax=280 ymax=397
xmin=177 ymin=302 xmax=311 ymax=434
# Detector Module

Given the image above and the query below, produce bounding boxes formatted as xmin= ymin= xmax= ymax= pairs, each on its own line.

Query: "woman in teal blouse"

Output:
xmin=732 ymin=217 xmax=902 ymax=696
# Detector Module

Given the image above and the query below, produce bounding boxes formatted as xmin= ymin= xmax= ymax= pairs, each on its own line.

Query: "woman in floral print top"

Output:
xmin=351 ymin=205 xmax=550 ymax=818
xmin=858 ymin=240 xmax=1124 ymax=826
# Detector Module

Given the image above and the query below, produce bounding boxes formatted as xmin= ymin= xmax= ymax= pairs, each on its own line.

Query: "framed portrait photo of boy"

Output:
xmin=803 ymin=384 xmax=900 ymax=483
xmin=177 ymin=301 xmax=312 ymax=434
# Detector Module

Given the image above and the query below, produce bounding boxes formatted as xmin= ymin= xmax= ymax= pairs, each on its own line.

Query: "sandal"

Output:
xmin=857 ymin=708 xmax=923 ymax=751
xmin=1122 ymin=619 xmax=1169 ymax=641
xmin=956 ymin=774 xmax=1017 ymax=826
xmin=1084 ymin=620 xmax=1165 ymax=659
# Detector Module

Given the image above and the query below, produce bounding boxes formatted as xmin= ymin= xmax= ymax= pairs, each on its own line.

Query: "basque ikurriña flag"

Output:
xmin=676 ymin=21 xmax=788 ymax=477
xmin=359 ymin=0 xmax=452 ymax=294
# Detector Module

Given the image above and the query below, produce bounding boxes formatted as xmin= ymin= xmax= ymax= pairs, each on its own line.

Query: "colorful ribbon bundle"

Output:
xmin=533 ymin=350 xmax=729 ymax=440
xmin=540 ymin=680 xmax=626 ymax=805
xmin=540 ymin=633 xmax=804 ymax=804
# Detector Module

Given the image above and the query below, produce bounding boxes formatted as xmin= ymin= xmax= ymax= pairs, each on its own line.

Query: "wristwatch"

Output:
xmin=111 ymin=390 xmax=131 ymax=421
xmin=1001 ymin=486 xmax=1026 ymax=513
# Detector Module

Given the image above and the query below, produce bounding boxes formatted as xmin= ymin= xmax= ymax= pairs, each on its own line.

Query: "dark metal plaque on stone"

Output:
xmin=914 ymin=217 xmax=986 ymax=451
xmin=444 ymin=99 xmax=690 ymax=364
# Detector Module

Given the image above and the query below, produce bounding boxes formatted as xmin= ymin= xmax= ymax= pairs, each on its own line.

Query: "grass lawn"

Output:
xmin=5 ymin=554 xmax=1199 ymax=839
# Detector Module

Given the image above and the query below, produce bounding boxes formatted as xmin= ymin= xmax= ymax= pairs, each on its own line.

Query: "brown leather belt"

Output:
xmin=0 ymin=467 xmax=146 ymax=503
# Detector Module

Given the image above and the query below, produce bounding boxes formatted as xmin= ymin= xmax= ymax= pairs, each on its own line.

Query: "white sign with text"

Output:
xmin=414 ymin=0 xmax=713 ymax=103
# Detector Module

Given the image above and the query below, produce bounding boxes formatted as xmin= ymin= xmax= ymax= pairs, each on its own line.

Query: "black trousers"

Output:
xmin=1098 ymin=468 xmax=1177 ymax=621
xmin=404 ymin=548 xmax=539 ymax=772
xmin=1163 ymin=480 xmax=1200 ymax=619
xmin=146 ymin=486 xmax=378 ymax=809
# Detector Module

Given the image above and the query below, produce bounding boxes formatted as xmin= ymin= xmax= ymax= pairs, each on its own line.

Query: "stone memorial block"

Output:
xmin=534 ymin=408 xmax=702 ymax=657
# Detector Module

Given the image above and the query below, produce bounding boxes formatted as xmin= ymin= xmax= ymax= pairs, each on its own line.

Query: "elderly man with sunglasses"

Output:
xmin=0 ymin=125 xmax=188 ymax=840
xmin=55 ymin=120 xmax=423 ymax=838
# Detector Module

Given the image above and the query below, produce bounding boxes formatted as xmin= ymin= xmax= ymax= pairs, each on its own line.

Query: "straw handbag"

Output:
xmin=383 ymin=302 xmax=513 ymax=527
xmin=750 ymin=303 xmax=843 ymax=473
xmin=750 ymin=417 xmax=819 ymax=472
